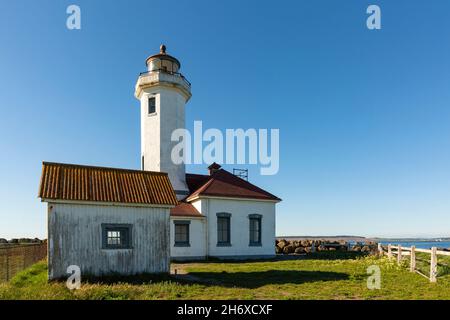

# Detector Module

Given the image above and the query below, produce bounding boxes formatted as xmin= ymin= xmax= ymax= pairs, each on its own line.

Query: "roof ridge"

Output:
xmin=42 ymin=161 xmax=169 ymax=176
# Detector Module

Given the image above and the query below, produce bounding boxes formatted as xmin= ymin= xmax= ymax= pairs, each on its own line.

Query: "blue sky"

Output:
xmin=1 ymin=0 xmax=449 ymax=239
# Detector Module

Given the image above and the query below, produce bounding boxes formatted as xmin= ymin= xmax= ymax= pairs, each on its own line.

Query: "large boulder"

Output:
xmin=318 ymin=245 xmax=327 ymax=251
xmin=283 ymin=245 xmax=295 ymax=254
xmin=275 ymin=246 xmax=283 ymax=254
xmin=292 ymin=241 xmax=301 ymax=248
xmin=294 ymin=247 xmax=305 ymax=254
xmin=361 ymin=246 xmax=371 ymax=253
xmin=300 ymin=240 xmax=310 ymax=247
xmin=277 ymin=240 xmax=288 ymax=249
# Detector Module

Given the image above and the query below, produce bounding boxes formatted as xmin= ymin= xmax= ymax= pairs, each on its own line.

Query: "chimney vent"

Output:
xmin=208 ymin=162 xmax=221 ymax=175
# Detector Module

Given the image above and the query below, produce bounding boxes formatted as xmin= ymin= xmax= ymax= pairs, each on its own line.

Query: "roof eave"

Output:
xmin=186 ymin=195 xmax=281 ymax=203
xmin=170 ymin=214 xmax=206 ymax=219
xmin=41 ymin=198 xmax=177 ymax=208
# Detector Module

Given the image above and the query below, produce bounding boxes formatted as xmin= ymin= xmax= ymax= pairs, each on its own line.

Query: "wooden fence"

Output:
xmin=0 ymin=243 xmax=47 ymax=282
xmin=378 ymin=243 xmax=450 ymax=283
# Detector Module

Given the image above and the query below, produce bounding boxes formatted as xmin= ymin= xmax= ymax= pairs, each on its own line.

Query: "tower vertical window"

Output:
xmin=148 ymin=97 xmax=156 ymax=114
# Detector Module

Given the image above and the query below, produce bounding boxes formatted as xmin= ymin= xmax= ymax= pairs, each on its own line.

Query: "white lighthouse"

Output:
xmin=135 ymin=45 xmax=191 ymax=198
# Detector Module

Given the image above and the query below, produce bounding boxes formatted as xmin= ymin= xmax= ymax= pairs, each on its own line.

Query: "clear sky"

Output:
xmin=1 ymin=0 xmax=449 ymax=239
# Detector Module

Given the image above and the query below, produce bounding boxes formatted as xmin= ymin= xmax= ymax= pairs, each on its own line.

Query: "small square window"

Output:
xmin=102 ymin=224 xmax=132 ymax=249
xmin=148 ymin=97 xmax=156 ymax=114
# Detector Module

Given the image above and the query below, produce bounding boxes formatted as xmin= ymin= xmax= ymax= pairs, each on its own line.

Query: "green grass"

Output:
xmin=0 ymin=254 xmax=449 ymax=300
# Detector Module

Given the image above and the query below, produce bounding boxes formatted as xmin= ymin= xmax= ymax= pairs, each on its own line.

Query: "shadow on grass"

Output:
xmin=57 ymin=273 xmax=178 ymax=285
xmin=187 ymin=270 xmax=349 ymax=289
xmin=175 ymin=252 xmax=369 ymax=265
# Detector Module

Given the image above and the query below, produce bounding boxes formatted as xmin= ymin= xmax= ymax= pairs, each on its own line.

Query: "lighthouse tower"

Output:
xmin=135 ymin=45 xmax=191 ymax=198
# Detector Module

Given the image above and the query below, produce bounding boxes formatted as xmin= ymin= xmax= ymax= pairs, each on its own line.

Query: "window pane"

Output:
xmin=104 ymin=227 xmax=131 ymax=248
xmin=250 ymin=218 xmax=261 ymax=243
xmin=148 ymin=59 xmax=161 ymax=71
xmin=218 ymin=217 xmax=229 ymax=243
xmin=148 ymin=97 xmax=156 ymax=114
xmin=175 ymin=224 xmax=188 ymax=243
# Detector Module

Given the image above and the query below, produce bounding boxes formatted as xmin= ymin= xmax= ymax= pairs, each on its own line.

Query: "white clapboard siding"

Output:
xmin=48 ymin=202 xmax=170 ymax=279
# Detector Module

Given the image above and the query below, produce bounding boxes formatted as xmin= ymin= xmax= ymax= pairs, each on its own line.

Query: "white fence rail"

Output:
xmin=378 ymin=243 xmax=450 ymax=283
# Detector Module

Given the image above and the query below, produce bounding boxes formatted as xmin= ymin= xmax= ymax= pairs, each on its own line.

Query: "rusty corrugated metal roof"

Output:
xmin=39 ymin=162 xmax=178 ymax=206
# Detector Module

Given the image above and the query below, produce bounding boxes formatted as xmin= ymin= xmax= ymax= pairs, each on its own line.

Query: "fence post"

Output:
xmin=410 ymin=245 xmax=416 ymax=272
xmin=397 ymin=244 xmax=402 ymax=265
xmin=311 ymin=242 xmax=316 ymax=253
xmin=387 ymin=244 xmax=392 ymax=259
xmin=5 ymin=247 xmax=10 ymax=281
xmin=377 ymin=243 xmax=382 ymax=256
xmin=430 ymin=247 xmax=437 ymax=283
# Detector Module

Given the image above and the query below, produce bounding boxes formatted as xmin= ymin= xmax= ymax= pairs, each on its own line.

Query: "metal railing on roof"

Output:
xmin=139 ymin=69 xmax=191 ymax=87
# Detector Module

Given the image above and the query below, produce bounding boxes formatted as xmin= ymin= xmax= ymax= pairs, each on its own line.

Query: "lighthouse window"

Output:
xmin=148 ymin=97 xmax=156 ymax=114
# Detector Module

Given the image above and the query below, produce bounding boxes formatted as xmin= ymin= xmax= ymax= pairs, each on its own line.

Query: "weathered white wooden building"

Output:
xmin=39 ymin=45 xmax=281 ymax=278
xmin=39 ymin=163 xmax=178 ymax=279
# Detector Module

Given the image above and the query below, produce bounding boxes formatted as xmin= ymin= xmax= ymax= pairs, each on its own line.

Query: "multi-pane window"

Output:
xmin=249 ymin=215 xmax=262 ymax=246
xmin=102 ymin=224 xmax=132 ymax=249
xmin=148 ymin=97 xmax=156 ymax=114
xmin=174 ymin=221 xmax=190 ymax=246
xmin=217 ymin=213 xmax=231 ymax=246
xmin=107 ymin=230 xmax=122 ymax=245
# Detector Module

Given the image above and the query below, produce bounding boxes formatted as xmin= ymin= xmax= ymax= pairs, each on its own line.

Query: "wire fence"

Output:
xmin=0 ymin=243 xmax=47 ymax=282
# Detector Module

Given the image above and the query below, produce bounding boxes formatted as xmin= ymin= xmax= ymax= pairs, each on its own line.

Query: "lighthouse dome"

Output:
xmin=145 ymin=44 xmax=181 ymax=73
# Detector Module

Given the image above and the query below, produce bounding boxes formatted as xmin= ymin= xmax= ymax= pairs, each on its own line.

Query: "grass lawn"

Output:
xmin=0 ymin=253 xmax=449 ymax=300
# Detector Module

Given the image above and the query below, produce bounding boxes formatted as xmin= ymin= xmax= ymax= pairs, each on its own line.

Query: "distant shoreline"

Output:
xmin=277 ymin=236 xmax=450 ymax=242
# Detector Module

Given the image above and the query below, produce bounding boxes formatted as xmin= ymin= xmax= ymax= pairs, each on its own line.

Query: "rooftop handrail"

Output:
xmin=139 ymin=69 xmax=191 ymax=87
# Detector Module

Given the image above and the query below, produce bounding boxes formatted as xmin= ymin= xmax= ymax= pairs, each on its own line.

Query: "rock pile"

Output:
xmin=275 ymin=239 xmax=378 ymax=255
xmin=0 ymin=238 xmax=45 ymax=245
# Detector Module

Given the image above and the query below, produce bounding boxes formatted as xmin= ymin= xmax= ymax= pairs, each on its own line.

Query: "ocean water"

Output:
xmin=378 ymin=241 xmax=450 ymax=250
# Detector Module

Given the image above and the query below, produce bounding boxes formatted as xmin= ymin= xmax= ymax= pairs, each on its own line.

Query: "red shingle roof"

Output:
xmin=170 ymin=202 xmax=203 ymax=217
xmin=38 ymin=162 xmax=178 ymax=206
xmin=185 ymin=169 xmax=281 ymax=202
